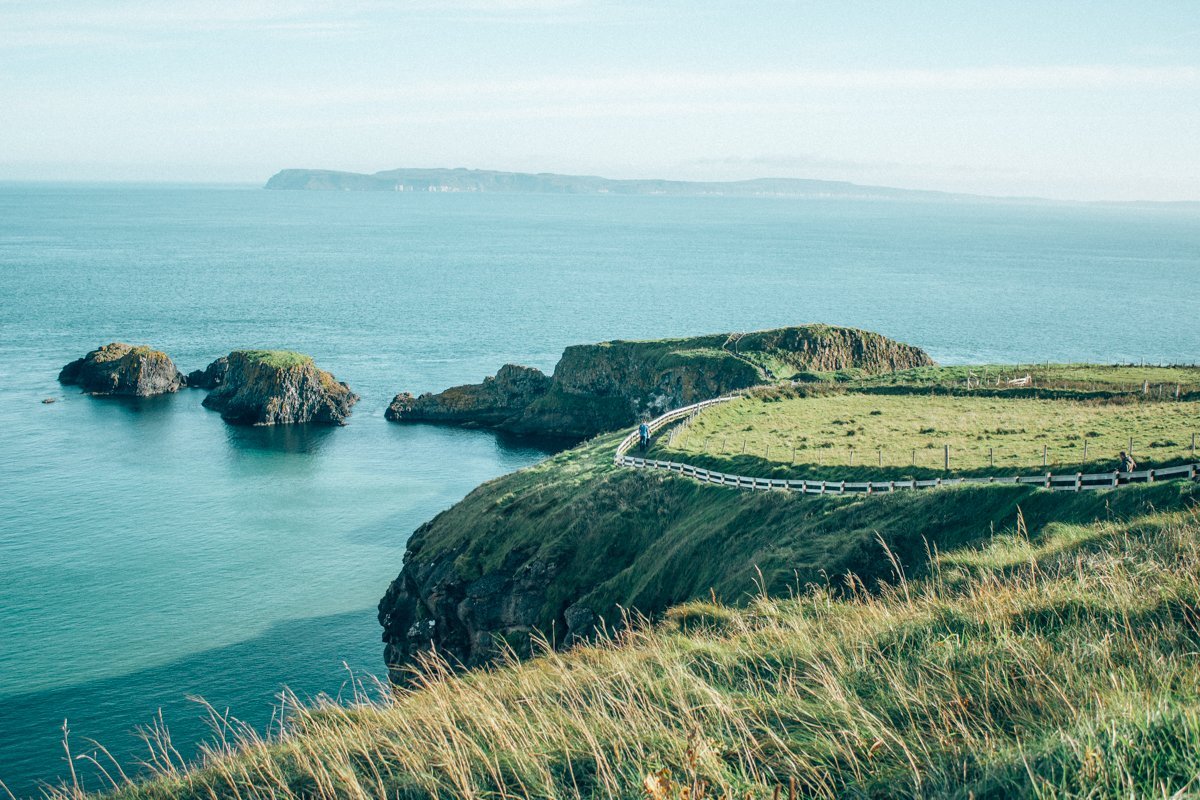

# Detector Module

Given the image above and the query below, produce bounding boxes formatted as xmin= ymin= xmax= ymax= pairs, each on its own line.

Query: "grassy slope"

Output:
xmin=654 ymin=389 xmax=1200 ymax=477
xmin=92 ymin=483 xmax=1200 ymax=800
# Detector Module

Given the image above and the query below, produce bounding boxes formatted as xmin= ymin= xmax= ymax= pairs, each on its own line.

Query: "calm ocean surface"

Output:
xmin=1 ymin=184 xmax=1198 ymax=794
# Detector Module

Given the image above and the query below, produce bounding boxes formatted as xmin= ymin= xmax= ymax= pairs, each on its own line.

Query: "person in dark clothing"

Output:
xmin=1118 ymin=451 xmax=1137 ymax=473
xmin=638 ymin=421 xmax=650 ymax=451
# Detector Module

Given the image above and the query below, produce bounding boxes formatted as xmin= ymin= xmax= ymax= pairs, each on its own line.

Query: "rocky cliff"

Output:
xmin=58 ymin=343 xmax=184 ymax=396
xmin=200 ymin=350 xmax=358 ymax=425
xmin=387 ymin=325 xmax=932 ymax=438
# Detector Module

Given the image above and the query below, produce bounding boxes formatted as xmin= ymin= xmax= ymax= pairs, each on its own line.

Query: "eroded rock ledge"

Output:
xmin=386 ymin=325 xmax=934 ymax=439
xmin=200 ymin=350 xmax=358 ymax=425
xmin=58 ymin=343 xmax=185 ymax=397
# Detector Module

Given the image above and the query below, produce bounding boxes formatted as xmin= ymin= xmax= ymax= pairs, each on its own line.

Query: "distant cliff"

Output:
xmin=264 ymin=167 xmax=975 ymax=200
xmin=385 ymin=325 xmax=934 ymax=439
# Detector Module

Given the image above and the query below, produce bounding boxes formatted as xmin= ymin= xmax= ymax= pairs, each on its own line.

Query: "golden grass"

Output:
xmin=53 ymin=501 xmax=1200 ymax=800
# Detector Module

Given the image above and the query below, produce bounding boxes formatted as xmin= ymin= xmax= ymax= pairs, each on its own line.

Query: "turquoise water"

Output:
xmin=1 ymin=185 xmax=1197 ymax=795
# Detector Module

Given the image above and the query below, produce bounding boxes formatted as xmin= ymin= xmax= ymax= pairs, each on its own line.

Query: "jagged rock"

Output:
xmin=185 ymin=356 xmax=229 ymax=390
xmin=383 ymin=392 xmax=416 ymax=422
xmin=385 ymin=364 xmax=551 ymax=426
xmin=58 ymin=343 xmax=185 ymax=397
xmin=200 ymin=350 xmax=358 ymax=425
xmin=387 ymin=325 xmax=934 ymax=438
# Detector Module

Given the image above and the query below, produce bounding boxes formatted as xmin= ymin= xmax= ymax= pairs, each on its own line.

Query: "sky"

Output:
xmin=1 ymin=0 xmax=1198 ymax=200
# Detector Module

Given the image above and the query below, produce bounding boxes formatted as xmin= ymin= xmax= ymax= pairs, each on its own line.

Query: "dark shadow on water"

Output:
xmin=0 ymin=609 xmax=383 ymax=799
xmin=490 ymin=427 xmax=580 ymax=456
xmin=222 ymin=421 xmax=337 ymax=455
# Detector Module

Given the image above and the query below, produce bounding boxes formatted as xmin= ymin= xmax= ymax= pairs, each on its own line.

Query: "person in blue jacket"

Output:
xmin=638 ymin=421 xmax=650 ymax=451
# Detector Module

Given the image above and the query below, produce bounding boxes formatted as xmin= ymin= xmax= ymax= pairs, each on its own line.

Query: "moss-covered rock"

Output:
xmin=58 ymin=342 xmax=184 ymax=396
xmin=387 ymin=325 xmax=933 ymax=438
xmin=200 ymin=350 xmax=358 ymax=425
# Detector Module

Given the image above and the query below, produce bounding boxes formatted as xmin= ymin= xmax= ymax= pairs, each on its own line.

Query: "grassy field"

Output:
xmin=653 ymin=389 xmax=1200 ymax=477
xmin=72 ymin=484 xmax=1200 ymax=799
xmin=860 ymin=363 xmax=1200 ymax=394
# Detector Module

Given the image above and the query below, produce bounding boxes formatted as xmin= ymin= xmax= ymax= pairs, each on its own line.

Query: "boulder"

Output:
xmin=185 ymin=356 xmax=229 ymax=390
xmin=200 ymin=350 xmax=358 ymax=425
xmin=58 ymin=343 xmax=184 ymax=397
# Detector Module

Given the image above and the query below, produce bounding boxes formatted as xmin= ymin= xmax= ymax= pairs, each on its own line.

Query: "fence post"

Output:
xmin=878 ymin=447 xmax=883 ymax=467
xmin=849 ymin=448 xmax=855 ymax=466
xmin=1083 ymin=440 xmax=1088 ymax=461
xmin=1129 ymin=436 xmax=1134 ymax=457
xmin=791 ymin=445 xmax=797 ymax=464
xmin=1192 ymin=433 xmax=1196 ymax=459
xmin=1042 ymin=445 xmax=1048 ymax=467
xmin=989 ymin=447 xmax=994 ymax=468
xmin=741 ymin=438 xmax=746 ymax=454
xmin=765 ymin=444 xmax=770 ymax=461
xmin=944 ymin=444 xmax=950 ymax=471
xmin=912 ymin=448 xmax=916 ymax=466
xmin=1075 ymin=472 xmax=1082 ymax=492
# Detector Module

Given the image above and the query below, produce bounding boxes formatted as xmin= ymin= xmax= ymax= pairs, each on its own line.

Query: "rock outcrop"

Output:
xmin=58 ymin=343 xmax=185 ymax=396
xmin=200 ymin=350 xmax=358 ymax=425
xmin=185 ymin=356 xmax=229 ymax=390
xmin=385 ymin=364 xmax=551 ymax=426
xmin=388 ymin=325 xmax=933 ymax=438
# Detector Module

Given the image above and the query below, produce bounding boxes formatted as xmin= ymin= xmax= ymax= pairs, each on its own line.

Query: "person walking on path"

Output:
xmin=1118 ymin=451 xmax=1137 ymax=474
xmin=638 ymin=421 xmax=650 ymax=452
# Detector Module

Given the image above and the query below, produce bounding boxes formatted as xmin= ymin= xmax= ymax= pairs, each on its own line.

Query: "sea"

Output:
xmin=0 ymin=183 xmax=1197 ymax=796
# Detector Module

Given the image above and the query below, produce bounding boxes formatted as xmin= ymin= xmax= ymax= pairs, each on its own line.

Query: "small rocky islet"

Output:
xmin=57 ymin=342 xmax=186 ymax=397
xmin=200 ymin=350 xmax=358 ymax=426
xmin=58 ymin=344 xmax=357 ymax=426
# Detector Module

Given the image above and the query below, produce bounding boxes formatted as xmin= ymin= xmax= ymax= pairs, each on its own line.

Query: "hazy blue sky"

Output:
xmin=2 ymin=0 xmax=1198 ymax=199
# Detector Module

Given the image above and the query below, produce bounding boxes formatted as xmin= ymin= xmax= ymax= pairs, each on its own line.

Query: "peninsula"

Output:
xmin=264 ymin=167 xmax=982 ymax=200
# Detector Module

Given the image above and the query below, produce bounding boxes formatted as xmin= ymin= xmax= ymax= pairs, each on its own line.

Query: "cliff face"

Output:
xmin=200 ymin=351 xmax=358 ymax=425
xmin=58 ymin=343 xmax=184 ymax=396
xmin=387 ymin=326 xmax=933 ymax=438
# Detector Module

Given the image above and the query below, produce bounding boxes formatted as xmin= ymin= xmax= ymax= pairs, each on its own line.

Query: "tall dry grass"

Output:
xmin=49 ymin=504 xmax=1200 ymax=800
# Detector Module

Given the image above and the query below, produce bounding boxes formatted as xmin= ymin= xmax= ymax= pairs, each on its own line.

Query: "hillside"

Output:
xmin=86 ymin=479 xmax=1200 ymax=799
xmin=263 ymin=167 xmax=980 ymax=200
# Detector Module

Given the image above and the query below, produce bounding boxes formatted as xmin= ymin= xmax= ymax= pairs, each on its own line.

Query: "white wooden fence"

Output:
xmin=614 ymin=396 xmax=1200 ymax=495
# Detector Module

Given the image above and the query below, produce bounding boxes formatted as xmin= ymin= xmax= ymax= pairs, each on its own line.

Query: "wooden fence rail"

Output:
xmin=614 ymin=396 xmax=1200 ymax=495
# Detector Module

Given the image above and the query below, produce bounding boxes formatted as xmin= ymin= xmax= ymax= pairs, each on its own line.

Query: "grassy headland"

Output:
xmin=85 ymin=481 xmax=1200 ymax=799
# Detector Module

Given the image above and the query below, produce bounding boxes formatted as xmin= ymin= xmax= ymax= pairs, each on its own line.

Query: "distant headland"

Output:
xmin=264 ymin=167 xmax=987 ymax=201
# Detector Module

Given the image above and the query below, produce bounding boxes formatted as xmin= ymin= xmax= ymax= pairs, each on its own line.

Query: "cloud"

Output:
xmin=0 ymin=0 xmax=604 ymax=45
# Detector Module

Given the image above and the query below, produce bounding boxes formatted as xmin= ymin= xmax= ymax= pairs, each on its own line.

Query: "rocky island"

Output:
xmin=199 ymin=350 xmax=358 ymax=425
xmin=386 ymin=325 xmax=933 ymax=439
xmin=58 ymin=342 xmax=185 ymax=396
